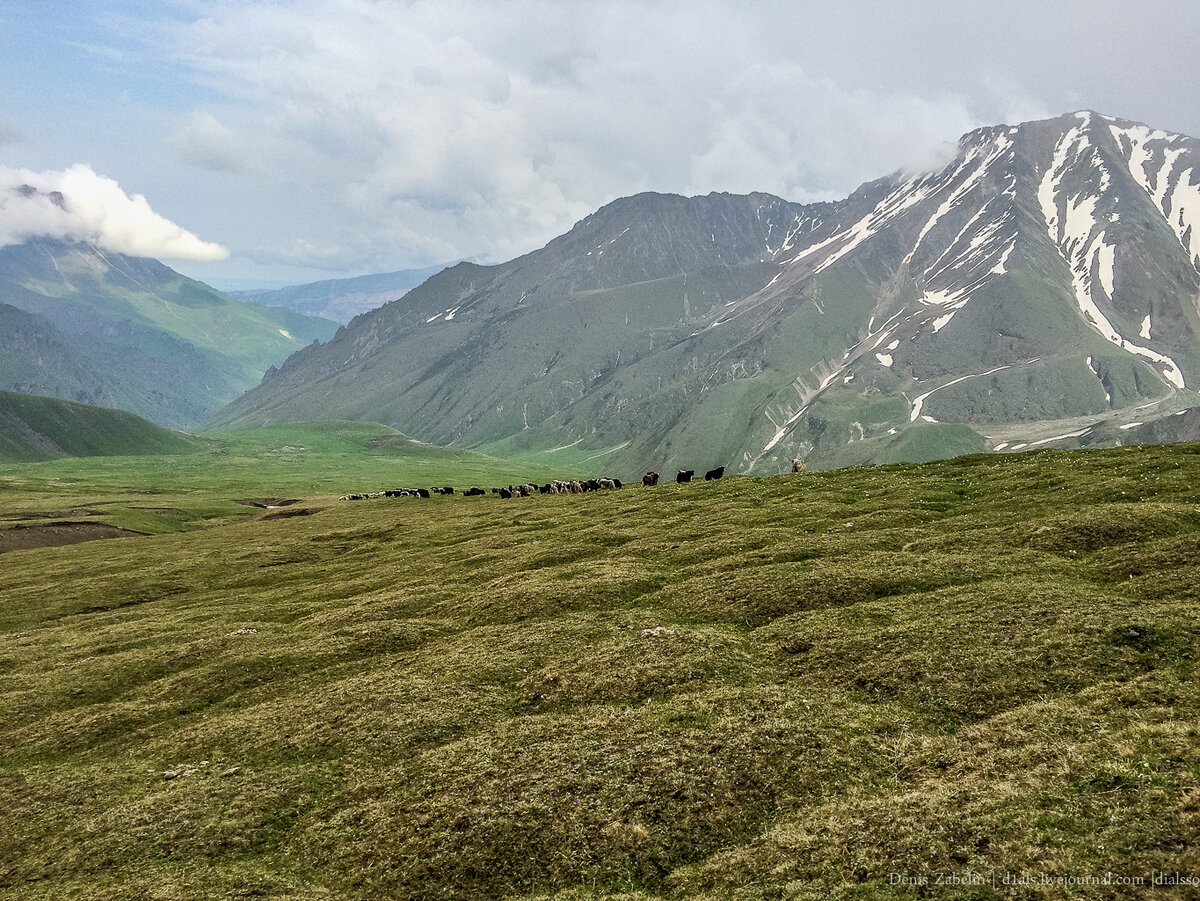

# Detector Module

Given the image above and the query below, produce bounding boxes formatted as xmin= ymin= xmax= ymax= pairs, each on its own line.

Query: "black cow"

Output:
xmin=643 ymin=471 xmax=659 ymax=486
xmin=676 ymin=470 xmax=695 ymax=484
xmin=704 ymin=466 xmax=725 ymax=481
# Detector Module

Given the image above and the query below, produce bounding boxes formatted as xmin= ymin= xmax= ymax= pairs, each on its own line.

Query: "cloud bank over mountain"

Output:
xmin=156 ymin=0 xmax=990 ymax=273
xmin=0 ymin=164 xmax=228 ymax=261
xmin=2 ymin=1 xmax=1198 ymax=284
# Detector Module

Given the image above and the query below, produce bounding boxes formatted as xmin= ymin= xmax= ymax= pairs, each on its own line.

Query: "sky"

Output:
xmin=1 ymin=0 xmax=1198 ymax=290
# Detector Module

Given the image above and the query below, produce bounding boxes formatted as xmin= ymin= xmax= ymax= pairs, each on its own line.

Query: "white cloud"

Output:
xmin=0 ymin=164 xmax=229 ymax=261
xmin=129 ymin=0 xmax=1200 ymax=280
xmin=156 ymin=0 xmax=999 ymax=270
xmin=168 ymin=111 xmax=259 ymax=174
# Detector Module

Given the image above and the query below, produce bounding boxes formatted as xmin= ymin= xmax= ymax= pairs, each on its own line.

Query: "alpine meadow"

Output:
xmin=5 ymin=105 xmax=1200 ymax=900
xmin=3 ymin=428 xmax=1200 ymax=899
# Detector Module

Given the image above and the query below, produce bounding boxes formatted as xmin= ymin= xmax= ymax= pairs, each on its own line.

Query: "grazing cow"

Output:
xmin=704 ymin=466 xmax=725 ymax=481
xmin=613 ymin=479 xmax=622 ymax=489
xmin=676 ymin=470 xmax=695 ymax=484
xmin=643 ymin=471 xmax=659 ymax=487
xmin=791 ymin=460 xmax=807 ymax=474
xmin=569 ymin=480 xmax=583 ymax=494
xmin=598 ymin=478 xmax=616 ymax=490
xmin=499 ymin=487 xmax=513 ymax=499
xmin=465 ymin=487 xmax=485 ymax=496
xmin=417 ymin=488 xmax=431 ymax=498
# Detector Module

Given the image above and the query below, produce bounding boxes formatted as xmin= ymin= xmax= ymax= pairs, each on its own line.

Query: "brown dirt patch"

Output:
xmin=257 ymin=506 xmax=323 ymax=520
xmin=4 ymin=507 xmax=107 ymax=521
xmin=0 ymin=522 xmax=147 ymax=555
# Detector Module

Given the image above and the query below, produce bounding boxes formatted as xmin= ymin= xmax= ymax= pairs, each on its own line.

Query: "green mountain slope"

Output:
xmin=0 ymin=239 xmax=338 ymax=426
xmin=0 ymin=390 xmax=204 ymax=462
xmin=215 ymin=113 xmax=1200 ymax=474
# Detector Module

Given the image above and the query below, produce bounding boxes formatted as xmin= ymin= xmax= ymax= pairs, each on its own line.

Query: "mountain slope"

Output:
xmin=0 ymin=390 xmax=204 ymax=462
xmin=215 ymin=113 xmax=1200 ymax=473
xmin=0 ymin=237 xmax=339 ymax=426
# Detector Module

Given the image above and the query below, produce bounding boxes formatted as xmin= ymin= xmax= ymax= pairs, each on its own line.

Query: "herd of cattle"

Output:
xmin=333 ymin=462 xmax=796 ymax=502
xmin=339 ymin=460 xmax=807 ymax=502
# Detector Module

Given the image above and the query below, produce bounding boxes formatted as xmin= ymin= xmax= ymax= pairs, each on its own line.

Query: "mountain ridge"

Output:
xmin=214 ymin=112 xmax=1200 ymax=473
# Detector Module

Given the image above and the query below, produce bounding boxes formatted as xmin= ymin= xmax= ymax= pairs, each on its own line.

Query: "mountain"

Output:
xmin=227 ymin=264 xmax=453 ymax=323
xmin=0 ymin=237 xmax=339 ymax=426
xmin=0 ymin=389 xmax=204 ymax=462
xmin=214 ymin=112 xmax=1200 ymax=474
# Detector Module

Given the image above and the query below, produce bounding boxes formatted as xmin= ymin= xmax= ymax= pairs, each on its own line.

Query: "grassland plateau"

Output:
xmin=1 ymin=426 xmax=1199 ymax=899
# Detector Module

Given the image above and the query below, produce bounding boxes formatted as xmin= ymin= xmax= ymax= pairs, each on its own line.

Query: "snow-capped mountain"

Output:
xmin=214 ymin=112 xmax=1200 ymax=473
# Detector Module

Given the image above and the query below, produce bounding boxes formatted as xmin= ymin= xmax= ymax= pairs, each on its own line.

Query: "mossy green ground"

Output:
xmin=0 ymin=421 xmax=578 ymax=535
xmin=3 ymin=435 xmax=1200 ymax=898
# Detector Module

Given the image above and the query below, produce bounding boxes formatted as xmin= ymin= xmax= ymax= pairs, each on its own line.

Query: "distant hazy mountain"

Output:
xmin=214 ymin=112 xmax=1200 ymax=474
xmin=228 ymin=264 xmax=453 ymax=324
xmin=0 ymin=237 xmax=338 ymax=427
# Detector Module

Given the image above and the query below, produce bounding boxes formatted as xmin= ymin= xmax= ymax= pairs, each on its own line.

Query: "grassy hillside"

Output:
xmin=0 ymin=391 xmax=205 ymax=463
xmin=0 ymin=420 xmax=580 ymax=537
xmin=0 ymin=240 xmax=338 ymax=426
xmin=2 ymin=441 xmax=1200 ymax=898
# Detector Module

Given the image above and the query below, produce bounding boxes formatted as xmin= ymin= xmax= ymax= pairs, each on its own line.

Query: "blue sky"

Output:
xmin=3 ymin=0 xmax=1199 ymax=289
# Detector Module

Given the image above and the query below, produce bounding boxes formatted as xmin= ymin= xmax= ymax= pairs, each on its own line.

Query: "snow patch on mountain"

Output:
xmin=1040 ymin=114 xmax=1185 ymax=389
xmin=909 ymin=364 xmax=1013 ymax=422
xmin=1086 ymin=356 xmax=1112 ymax=403
xmin=903 ymin=133 xmax=1015 ymax=270
xmin=785 ymin=174 xmax=936 ymax=274
xmin=1108 ymin=119 xmax=1200 ymax=270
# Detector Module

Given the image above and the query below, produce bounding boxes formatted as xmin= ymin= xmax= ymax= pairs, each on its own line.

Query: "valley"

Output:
xmin=7 ymin=4 xmax=1200 ymax=895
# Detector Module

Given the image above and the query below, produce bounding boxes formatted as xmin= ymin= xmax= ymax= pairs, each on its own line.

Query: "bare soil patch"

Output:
xmin=257 ymin=506 xmax=323 ymax=520
xmin=4 ymin=507 xmax=107 ymax=521
xmin=0 ymin=522 xmax=147 ymax=554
